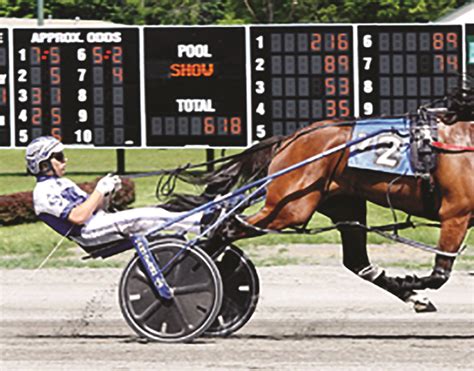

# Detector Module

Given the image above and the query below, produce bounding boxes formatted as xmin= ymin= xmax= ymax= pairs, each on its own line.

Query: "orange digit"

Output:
xmin=324 ymin=55 xmax=336 ymax=73
xmin=221 ymin=118 xmax=228 ymax=132
xmin=338 ymin=55 xmax=349 ymax=73
xmin=432 ymin=32 xmax=444 ymax=50
xmin=325 ymin=78 xmax=336 ymax=95
xmin=50 ymin=67 xmax=61 ymax=84
xmin=51 ymin=127 xmax=62 ymax=141
xmin=328 ymin=33 xmax=335 ymax=49
xmin=326 ymin=100 xmax=336 ymax=117
xmin=112 ymin=46 xmax=123 ymax=64
xmin=447 ymin=55 xmax=458 ymax=71
xmin=339 ymin=77 xmax=349 ymax=96
xmin=50 ymin=47 xmax=60 ymax=64
xmin=51 ymin=107 xmax=61 ymax=126
xmin=92 ymin=46 xmax=103 ymax=64
xmin=339 ymin=100 xmax=350 ymax=117
xmin=31 ymin=107 xmax=41 ymax=125
xmin=32 ymin=87 xmax=42 ymax=105
xmin=204 ymin=117 xmax=215 ymax=135
xmin=434 ymin=55 xmax=444 ymax=72
xmin=31 ymin=47 xmax=41 ymax=64
xmin=230 ymin=117 xmax=241 ymax=135
xmin=337 ymin=33 xmax=349 ymax=50
xmin=112 ymin=67 xmax=123 ymax=83
xmin=1 ymin=87 xmax=6 ymax=104
xmin=311 ymin=33 xmax=321 ymax=51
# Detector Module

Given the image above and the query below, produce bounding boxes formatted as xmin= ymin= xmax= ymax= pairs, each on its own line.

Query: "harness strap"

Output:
xmin=420 ymin=176 xmax=439 ymax=221
xmin=431 ymin=141 xmax=474 ymax=152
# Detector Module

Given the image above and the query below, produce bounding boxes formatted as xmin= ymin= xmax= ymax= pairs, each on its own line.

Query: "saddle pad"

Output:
xmin=348 ymin=118 xmax=415 ymax=176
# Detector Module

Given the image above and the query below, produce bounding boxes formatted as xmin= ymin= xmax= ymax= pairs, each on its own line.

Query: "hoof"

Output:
xmin=414 ymin=300 xmax=437 ymax=313
xmin=407 ymin=294 xmax=438 ymax=313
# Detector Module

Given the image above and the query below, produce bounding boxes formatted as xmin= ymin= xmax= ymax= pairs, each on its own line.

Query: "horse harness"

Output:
xmin=409 ymin=110 xmax=439 ymax=219
xmin=409 ymin=111 xmax=438 ymax=178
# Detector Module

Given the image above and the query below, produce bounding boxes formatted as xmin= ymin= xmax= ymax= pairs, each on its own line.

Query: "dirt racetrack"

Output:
xmin=1 ymin=261 xmax=473 ymax=370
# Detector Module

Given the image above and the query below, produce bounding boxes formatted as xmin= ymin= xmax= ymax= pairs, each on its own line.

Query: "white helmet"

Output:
xmin=25 ymin=136 xmax=64 ymax=175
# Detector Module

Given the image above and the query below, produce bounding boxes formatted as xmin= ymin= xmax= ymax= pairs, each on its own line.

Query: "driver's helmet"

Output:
xmin=25 ymin=136 xmax=64 ymax=175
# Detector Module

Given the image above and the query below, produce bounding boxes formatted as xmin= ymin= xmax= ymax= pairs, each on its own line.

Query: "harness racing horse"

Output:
xmin=161 ymin=88 xmax=473 ymax=312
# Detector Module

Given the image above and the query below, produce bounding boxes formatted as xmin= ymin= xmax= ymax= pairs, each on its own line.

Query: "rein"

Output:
xmin=123 ymin=120 xmax=357 ymax=182
xmin=154 ymin=120 xmax=359 ymax=200
xmin=146 ymin=127 xmax=396 ymax=239
xmin=121 ymin=135 xmax=284 ymax=182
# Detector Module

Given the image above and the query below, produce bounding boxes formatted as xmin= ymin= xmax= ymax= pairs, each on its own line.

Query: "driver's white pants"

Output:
xmin=74 ymin=207 xmax=202 ymax=247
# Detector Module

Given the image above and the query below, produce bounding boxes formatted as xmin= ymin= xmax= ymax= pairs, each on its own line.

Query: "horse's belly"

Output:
xmin=339 ymin=168 xmax=432 ymax=218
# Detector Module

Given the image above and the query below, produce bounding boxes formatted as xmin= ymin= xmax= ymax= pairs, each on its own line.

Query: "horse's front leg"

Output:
xmin=419 ymin=213 xmax=471 ymax=288
xmin=372 ymin=213 xmax=471 ymax=312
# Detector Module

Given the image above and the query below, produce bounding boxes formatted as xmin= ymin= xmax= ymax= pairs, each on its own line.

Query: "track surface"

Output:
xmin=1 ymin=265 xmax=473 ymax=370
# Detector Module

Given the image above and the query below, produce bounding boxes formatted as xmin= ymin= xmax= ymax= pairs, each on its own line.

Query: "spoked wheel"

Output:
xmin=204 ymin=244 xmax=259 ymax=337
xmin=119 ymin=239 xmax=223 ymax=343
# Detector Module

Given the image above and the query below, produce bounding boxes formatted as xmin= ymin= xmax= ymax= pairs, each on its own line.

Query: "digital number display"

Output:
xmin=144 ymin=27 xmax=247 ymax=147
xmin=467 ymin=24 xmax=474 ymax=79
xmin=2 ymin=25 xmax=471 ymax=149
xmin=250 ymin=26 xmax=354 ymax=141
xmin=0 ymin=29 xmax=10 ymax=147
xmin=358 ymin=25 xmax=462 ymax=117
xmin=13 ymin=28 xmax=141 ymax=147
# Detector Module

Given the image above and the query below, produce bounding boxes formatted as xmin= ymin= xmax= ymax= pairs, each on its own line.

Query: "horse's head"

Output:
xmin=438 ymin=82 xmax=474 ymax=125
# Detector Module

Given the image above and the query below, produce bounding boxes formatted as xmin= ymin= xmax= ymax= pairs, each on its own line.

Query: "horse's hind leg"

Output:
xmin=318 ymin=196 xmax=371 ymax=273
xmin=246 ymin=186 xmax=324 ymax=230
xmin=206 ymin=186 xmax=324 ymax=250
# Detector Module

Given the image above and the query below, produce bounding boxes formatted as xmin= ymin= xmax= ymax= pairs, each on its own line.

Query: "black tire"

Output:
xmin=119 ymin=239 xmax=223 ymax=343
xmin=204 ymin=244 xmax=259 ymax=337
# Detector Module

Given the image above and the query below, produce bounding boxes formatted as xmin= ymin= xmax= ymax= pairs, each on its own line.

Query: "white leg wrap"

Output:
xmin=358 ymin=264 xmax=383 ymax=282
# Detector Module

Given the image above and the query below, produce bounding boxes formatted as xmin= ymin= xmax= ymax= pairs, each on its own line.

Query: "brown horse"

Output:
xmin=161 ymin=89 xmax=473 ymax=312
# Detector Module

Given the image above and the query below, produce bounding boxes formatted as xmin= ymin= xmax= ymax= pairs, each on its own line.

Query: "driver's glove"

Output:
xmin=96 ymin=174 xmax=120 ymax=195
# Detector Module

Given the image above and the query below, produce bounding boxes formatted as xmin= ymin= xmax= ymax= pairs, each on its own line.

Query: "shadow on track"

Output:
xmin=17 ymin=333 xmax=474 ymax=342
xmin=16 ymin=334 xmax=213 ymax=344
xmin=231 ymin=333 xmax=474 ymax=341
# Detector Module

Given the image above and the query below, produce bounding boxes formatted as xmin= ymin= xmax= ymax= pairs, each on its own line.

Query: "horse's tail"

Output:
xmin=158 ymin=136 xmax=282 ymax=212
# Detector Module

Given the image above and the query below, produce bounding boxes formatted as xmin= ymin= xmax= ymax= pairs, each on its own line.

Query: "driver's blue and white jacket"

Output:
xmin=33 ymin=175 xmax=88 ymax=239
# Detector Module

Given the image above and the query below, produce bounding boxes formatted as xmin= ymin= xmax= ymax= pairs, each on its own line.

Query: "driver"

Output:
xmin=26 ymin=136 xmax=203 ymax=248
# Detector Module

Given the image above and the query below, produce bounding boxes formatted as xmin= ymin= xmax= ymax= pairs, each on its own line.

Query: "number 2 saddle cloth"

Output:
xmin=348 ymin=116 xmax=437 ymax=177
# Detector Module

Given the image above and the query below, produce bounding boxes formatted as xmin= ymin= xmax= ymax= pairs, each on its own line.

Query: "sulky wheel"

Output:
xmin=119 ymin=238 xmax=223 ymax=343
xmin=204 ymin=244 xmax=259 ymax=337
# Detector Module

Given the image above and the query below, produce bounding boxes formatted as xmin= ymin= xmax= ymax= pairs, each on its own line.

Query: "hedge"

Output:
xmin=0 ymin=178 xmax=135 ymax=225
